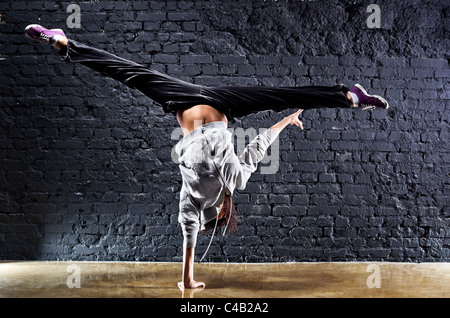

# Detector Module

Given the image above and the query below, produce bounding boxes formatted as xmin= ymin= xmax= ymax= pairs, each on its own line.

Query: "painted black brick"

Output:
xmin=0 ymin=0 xmax=449 ymax=263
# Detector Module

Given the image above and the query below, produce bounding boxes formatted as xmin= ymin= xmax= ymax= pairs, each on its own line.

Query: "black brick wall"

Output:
xmin=0 ymin=0 xmax=449 ymax=262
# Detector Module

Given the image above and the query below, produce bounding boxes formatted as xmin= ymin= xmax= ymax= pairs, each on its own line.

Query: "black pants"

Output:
xmin=60 ymin=40 xmax=351 ymax=121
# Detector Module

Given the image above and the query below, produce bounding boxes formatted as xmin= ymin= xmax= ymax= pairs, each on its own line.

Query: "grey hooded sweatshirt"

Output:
xmin=174 ymin=121 xmax=278 ymax=248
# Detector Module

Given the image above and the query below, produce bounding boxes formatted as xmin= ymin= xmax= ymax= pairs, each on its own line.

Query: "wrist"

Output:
xmin=183 ymin=279 xmax=195 ymax=288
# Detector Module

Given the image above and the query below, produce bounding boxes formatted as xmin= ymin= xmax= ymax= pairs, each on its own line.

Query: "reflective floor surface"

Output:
xmin=0 ymin=261 xmax=449 ymax=298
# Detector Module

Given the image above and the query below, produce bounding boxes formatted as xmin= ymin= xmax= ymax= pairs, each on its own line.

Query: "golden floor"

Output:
xmin=0 ymin=261 xmax=449 ymax=298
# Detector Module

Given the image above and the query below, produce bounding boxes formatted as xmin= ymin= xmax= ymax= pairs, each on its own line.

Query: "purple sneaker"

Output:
xmin=25 ymin=24 xmax=65 ymax=45
xmin=349 ymin=84 xmax=389 ymax=110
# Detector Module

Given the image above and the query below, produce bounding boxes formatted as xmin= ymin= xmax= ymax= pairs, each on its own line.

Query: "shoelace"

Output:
xmin=39 ymin=32 xmax=52 ymax=42
xmin=359 ymin=104 xmax=377 ymax=111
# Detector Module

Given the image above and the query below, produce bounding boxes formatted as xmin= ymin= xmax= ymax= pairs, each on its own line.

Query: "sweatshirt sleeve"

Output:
xmin=178 ymin=186 xmax=200 ymax=248
xmin=235 ymin=128 xmax=278 ymax=190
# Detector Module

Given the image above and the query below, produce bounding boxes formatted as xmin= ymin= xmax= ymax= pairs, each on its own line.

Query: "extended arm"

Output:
xmin=269 ymin=109 xmax=304 ymax=137
xmin=233 ymin=109 xmax=304 ymax=191
xmin=178 ymin=247 xmax=205 ymax=290
xmin=177 ymin=187 xmax=205 ymax=290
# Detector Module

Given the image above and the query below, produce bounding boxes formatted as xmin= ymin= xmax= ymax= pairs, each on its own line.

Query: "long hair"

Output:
xmin=202 ymin=194 xmax=240 ymax=234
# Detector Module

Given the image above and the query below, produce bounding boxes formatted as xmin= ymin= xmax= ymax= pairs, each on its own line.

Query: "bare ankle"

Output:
xmin=54 ymin=37 xmax=68 ymax=50
xmin=346 ymin=92 xmax=354 ymax=107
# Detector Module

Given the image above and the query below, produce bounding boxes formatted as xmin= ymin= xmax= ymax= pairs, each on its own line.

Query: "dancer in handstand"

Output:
xmin=25 ymin=25 xmax=389 ymax=289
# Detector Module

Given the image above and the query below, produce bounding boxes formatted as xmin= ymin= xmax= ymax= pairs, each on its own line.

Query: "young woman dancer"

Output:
xmin=25 ymin=25 xmax=389 ymax=289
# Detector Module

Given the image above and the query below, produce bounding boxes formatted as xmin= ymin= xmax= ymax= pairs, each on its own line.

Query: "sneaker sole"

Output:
xmin=355 ymin=83 xmax=390 ymax=110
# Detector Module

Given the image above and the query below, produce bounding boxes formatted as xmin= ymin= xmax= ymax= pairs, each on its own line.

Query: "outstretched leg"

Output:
xmin=25 ymin=25 xmax=389 ymax=121
xmin=60 ymin=39 xmax=213 ymax=116
xmin=26 ymin=25 xmax=213 ymax=116
xmin=201 ymin=84 xmax=353 ymax=119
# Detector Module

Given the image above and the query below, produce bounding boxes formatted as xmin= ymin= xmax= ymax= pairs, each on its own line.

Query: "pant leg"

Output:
xmin=60 ymin=40 xmax=350 ymax=120
xmin=59 ymin=39 xmax=211 ymax=116
xmin=201 ymin=84 xmax=351 ymax=119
